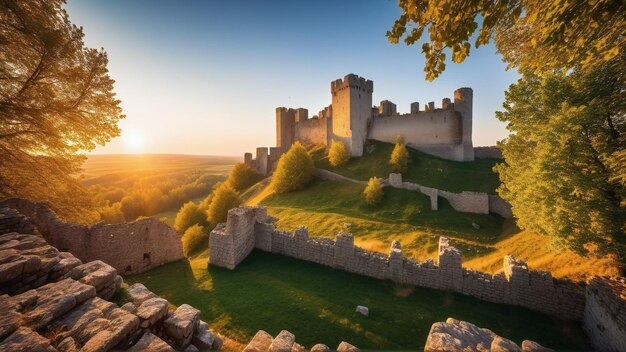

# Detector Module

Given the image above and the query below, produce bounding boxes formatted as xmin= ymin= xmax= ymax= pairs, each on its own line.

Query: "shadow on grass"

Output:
xmin=126 ymin=251 xmax=590 ymax=351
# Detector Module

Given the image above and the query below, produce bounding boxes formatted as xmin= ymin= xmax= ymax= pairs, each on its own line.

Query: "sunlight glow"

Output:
xmin=123 ymin=130 xmax=146 ymax=152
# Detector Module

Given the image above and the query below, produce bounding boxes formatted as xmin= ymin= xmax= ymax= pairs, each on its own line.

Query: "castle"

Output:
xmin=245 ymin=73 xmax=475 ymax=175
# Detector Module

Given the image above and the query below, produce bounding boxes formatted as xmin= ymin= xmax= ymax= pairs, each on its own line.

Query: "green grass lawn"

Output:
xmin=262 ymin=179 xmax=504 ymax=256
xmin=313 ymin=141 xmax=501 ymax=193
xmin=126 ymin=251 xmax=590 ymax=351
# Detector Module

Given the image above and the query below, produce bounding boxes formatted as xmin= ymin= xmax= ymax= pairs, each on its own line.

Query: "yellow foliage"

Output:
xmin=363 ymin=177 xmax=383 ymax=205
xmin=207 ymin=183 xmax=240 ymax=225
xmin=271 ymin=142 xmax=314 ymax=194
xmin=328 ymin=140 xmax=350 ymax=167
xmin=390 ymin=142 xmax=409 ymax=173
xmin=174 ymin=201 xmax=206 ymax=235
xmin=181 ymin=224 xmax=208 ymax=257
xmin=227 ymin=163 xmax=262 ymax=192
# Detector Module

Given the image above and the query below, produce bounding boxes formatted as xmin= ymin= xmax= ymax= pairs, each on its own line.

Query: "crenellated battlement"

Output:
xmin=209 ymin=206 xmax=587 ymax=321
xmin=330 ymin=73 xmax=374 ymax=94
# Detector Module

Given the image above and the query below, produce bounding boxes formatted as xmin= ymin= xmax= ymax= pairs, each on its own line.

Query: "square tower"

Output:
xmin=330 ymin=74 xmax=373 ymax=157
xmin=276 ymin=107 xmax=295 ymax=149
xmin=454 ymin=88 xmax=474 ymax=161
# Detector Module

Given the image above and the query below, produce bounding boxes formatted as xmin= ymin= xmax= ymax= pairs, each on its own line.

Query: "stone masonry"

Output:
xmin=209 ymin=206 xmax=585 ymax=321
xmin=0 ymin=198 xmax=184 ymax=275
xmin=424 ymin=318 xmax=554 ymax=352
xmin=208 ymin=206 xmax=626 ymax=350
xmin=0 ymin=205 xmax=222 ymax=352
xmin=583 ymin=276 xmax=626 ymax=351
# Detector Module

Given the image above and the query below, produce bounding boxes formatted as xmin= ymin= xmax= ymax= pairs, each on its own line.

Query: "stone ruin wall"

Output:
xmin=209 ymin=206 xmax=585 ymax=321
xmin=583 ymin=276 xmax=626 ymax=351
xmin=0 ymin=198 xmax=184 ymax=275
xmin=387 ymin=172 xmax=512 ymax=218
xmin=244 ymin=146 xmax=285 ymax=177
xmin=474 ymin=146 xmax=503 ymax=159
xmin=0 ymin=206 xmax=224 ymax=352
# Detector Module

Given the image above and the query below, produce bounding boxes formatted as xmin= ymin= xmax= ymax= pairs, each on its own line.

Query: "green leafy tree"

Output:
xmin=271 ymin=142 xmax=314 ymax=194
xmin=363 ymin=177 xmax=384 ymax=206
xmin=390 ymin=137 xmax=410 ymax=173
xmin=227 ymin=162 xmax=263 ymax=192
xmin=181 ymin=224 xmax=208 ymax=257
xmin=174 ymin=201 xmax=207 ymax=235
xmin=387 ymin=0 xmax=625 ymax=80
xmin=495 ymin=62 xmax=625 ymax=271
xmin=207 ymin=182 xmax=240 ymax=225
xmin=0 ymin=0 xmax=124 ymax=223
xmin=328 ymin=140 xmax=350 ymax=167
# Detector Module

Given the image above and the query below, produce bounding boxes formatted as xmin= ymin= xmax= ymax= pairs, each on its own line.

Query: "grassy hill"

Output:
xmin=126 ymin=250 xmax=590 ymax=351
xmin=313 ymin=140 xmax=501 ymax=193
xmin=244 ymin=142 xmax=618 ymax=281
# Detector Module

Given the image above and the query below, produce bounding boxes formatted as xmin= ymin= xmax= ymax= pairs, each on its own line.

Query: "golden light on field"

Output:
xmin=122 ymin=130 xmax=146 ymax=153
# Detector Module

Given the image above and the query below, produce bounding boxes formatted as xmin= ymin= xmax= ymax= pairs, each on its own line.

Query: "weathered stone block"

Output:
xmin=243 ymin=330 xmax=274 ymax=352
xmin=163 ymin=304 xmax=200 ymax=348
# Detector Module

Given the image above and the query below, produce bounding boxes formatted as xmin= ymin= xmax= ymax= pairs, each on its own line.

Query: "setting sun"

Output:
xmin=122 ymin=130 xmax=146 ymax=152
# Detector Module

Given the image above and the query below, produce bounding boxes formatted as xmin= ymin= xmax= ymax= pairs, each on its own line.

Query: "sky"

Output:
xmin=66 ymin=0 xmax=520 ymax=156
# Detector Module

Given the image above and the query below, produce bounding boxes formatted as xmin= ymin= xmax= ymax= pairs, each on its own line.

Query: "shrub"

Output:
xmin=328 ymin=140 xmax=350 ymax=167
xmin=271 ymin=142 xmax=314 ymax=194
xmin=227 ymin=162 xmax=263 ymax=192
xmin=181 ymin=224 xmax=208 ymax=256
xmin=390 ymin=139 xmax=410 ymax=173
xmin=207 ymin=182 xmax=240 ymax=224
xmin=99 ymin=201 xmax=125 ymax=223
xmin=363 ymin=177 xmax=384 ymax=205
xmin=174 ymin=201 xmax=207 ymax=235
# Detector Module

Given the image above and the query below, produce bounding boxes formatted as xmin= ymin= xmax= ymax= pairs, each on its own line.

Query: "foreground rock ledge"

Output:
xmin=424 ymin=318 xmax=554 ymax=352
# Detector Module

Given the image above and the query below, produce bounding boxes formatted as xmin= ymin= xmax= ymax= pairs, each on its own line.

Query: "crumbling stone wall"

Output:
xmin=474 ymin=146 xmax=503 ymax=159
xmin=208 ymin=206 xmax=586 ymax=321
xmin=243 ymin=146 xmax=284 ymax=177
xmin=439 ymin=190 xmax=490 ymax=214
xmin=388 ymin=173 xmax=504 ymax=217
xmin=0 ymin=209 xmax=222 ymax=351
xmin=488 ymin=194 xmax=513 ymax=218
xmin=583 ymin=276 xmax=626 ymax=351
xmin=0 ymin=198 xmax=184 ymax=275
xmin=209 ymin=206 xmax=274 ymax=269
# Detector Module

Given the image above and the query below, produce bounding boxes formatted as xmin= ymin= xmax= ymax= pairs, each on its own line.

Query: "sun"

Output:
xmin=123 ymin=130 xmax=146 ymax=152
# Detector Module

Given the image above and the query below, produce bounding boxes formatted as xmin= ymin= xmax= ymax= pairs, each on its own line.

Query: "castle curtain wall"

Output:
xmin=294 ymin=117 xmax=329 ymax=146
xmin=368 ymin=110 xmax=468 ymax=161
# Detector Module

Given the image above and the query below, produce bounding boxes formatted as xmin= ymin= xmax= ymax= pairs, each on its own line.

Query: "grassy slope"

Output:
xmin=126 ymin=250 xmax=590 ymax=351
xmin=255 ymin=179 xmax=618 ymax=279
xmin=313 ymin=141 xmax=501 ymax=193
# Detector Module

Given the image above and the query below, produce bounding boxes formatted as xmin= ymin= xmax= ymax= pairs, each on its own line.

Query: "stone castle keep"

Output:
xmin=245 ymin=73 xmax=475 ymax=176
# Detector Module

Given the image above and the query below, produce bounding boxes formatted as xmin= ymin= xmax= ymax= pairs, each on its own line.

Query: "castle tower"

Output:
xmin=276 ymin=107 xmax=295 ymax=149
xmin=453 ymin=88 xmax=474 ymax=161
xmin=330 ymin=74 xmax=373 ymax=157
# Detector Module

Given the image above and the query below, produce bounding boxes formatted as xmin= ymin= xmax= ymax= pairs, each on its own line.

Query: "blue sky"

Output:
xmin=66 ymin=0 xmax=519 ymax=155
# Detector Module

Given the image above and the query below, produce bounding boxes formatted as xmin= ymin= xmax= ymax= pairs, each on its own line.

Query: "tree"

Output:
xmin=494 ymin=62 xmax=625 ymax=271
xmin=328 ymin=140 xmax=350 ymax=167
xmin=271 ymin=142 xmax=314 ymax=194
xmin=0 ymin=1 xmax=124 ymax=223
xmin=363 ymin=177 xmax=384 ymax=206
xmin=207 ymin=182 xmax=240 ymax=225
xmin=387 ymin=0 xmax=625 ymax=80
xmin=174 ymin=201 xmax=207 ymax=235
xmin=181 ymin=224 xmax=208 ymax=257
xmin=390 ymin=137 xmax=410 ymax=173
xmin=227 ymin=162 xmax=263 ymax=192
